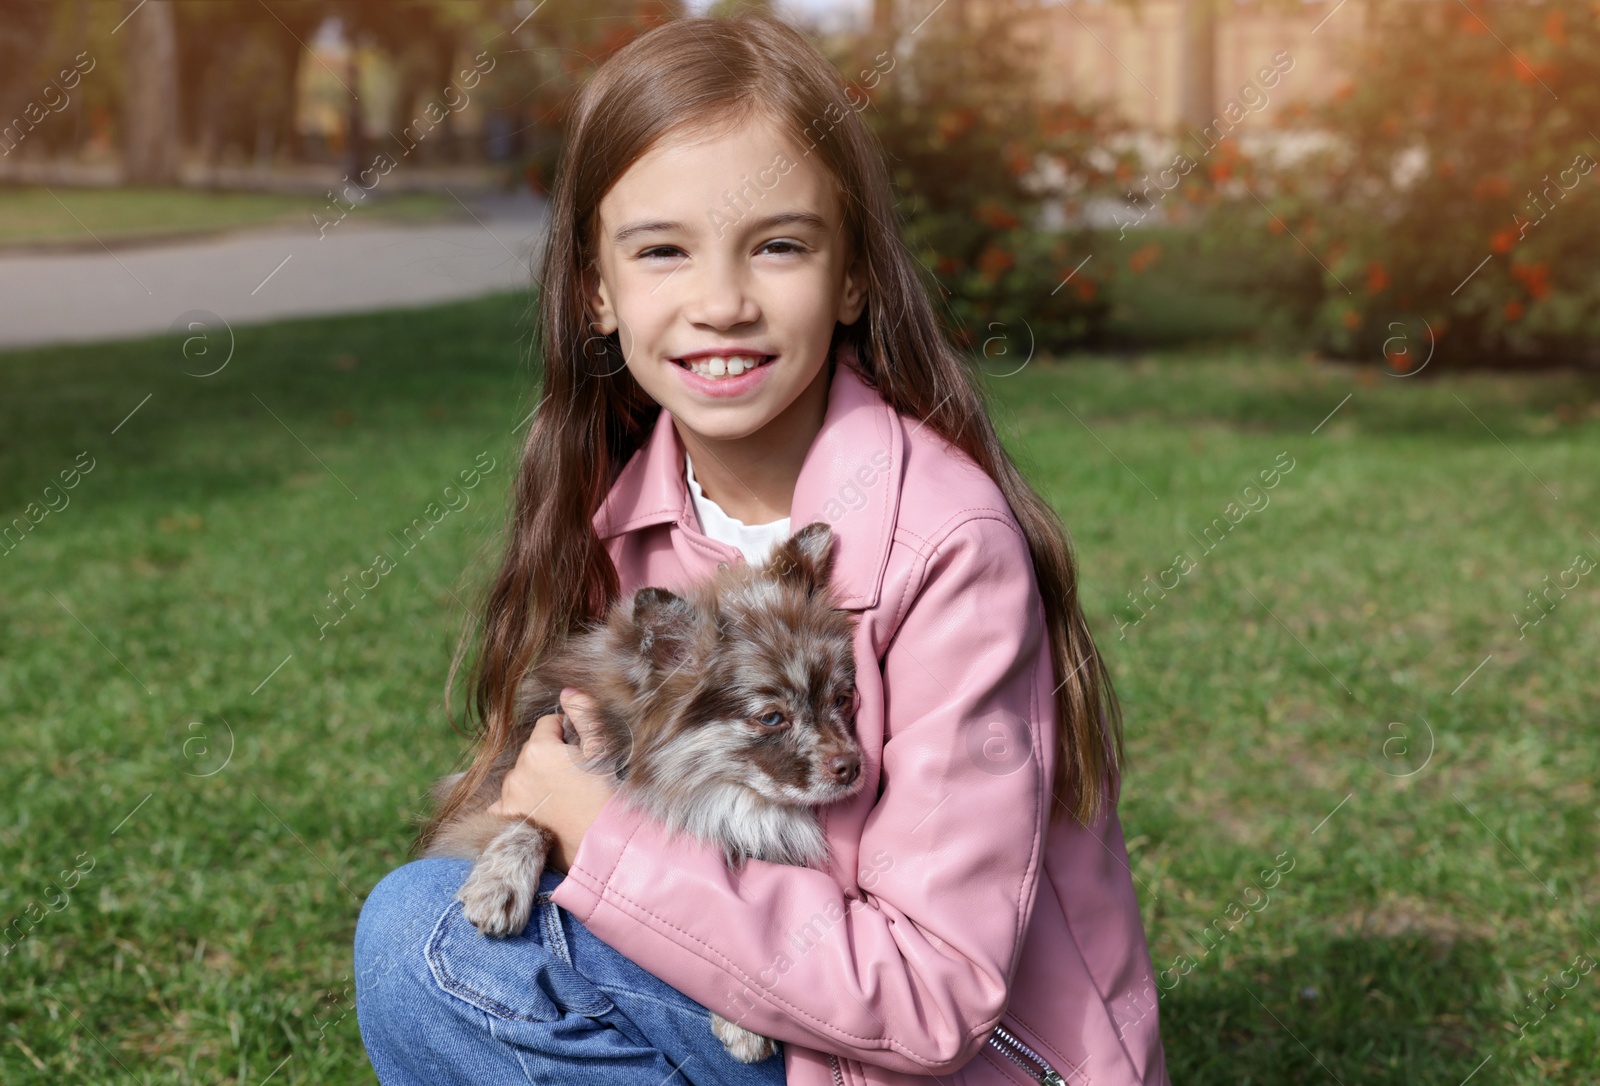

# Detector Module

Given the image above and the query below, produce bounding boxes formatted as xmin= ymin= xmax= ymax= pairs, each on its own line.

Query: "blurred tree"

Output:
xmin=0 ymin=3 xmax=51 ymax=108
xmin=492 ymin=0 xmax=684 ymax=194
xmin=172 ymin=1 xmax=517 ymax=172
xmin=857 ymin=0 xmax=1137 ymax=352
xmin=0 ymin=1 xmax=56 ymax=159
xmin=339 ymin=0 xmax=506 ymax=165
xmin=872 ymin=0 xmax=893 ymax=34
xmin=121 ymin=0 xmax=180 ymax=182
xmin=174 ymin=1 xmax=328 ymax=169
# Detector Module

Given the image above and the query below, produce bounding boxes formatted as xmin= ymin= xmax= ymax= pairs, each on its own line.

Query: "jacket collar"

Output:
xmin=593 ymin=341 xmax=903 ymax=611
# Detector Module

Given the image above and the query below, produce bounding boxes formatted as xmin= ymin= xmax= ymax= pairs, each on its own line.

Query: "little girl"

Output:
xmin=355 ymin=14 xmax=1168 ymax=1086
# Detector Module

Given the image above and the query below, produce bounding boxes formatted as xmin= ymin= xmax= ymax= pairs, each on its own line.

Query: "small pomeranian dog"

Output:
xmin=423 ymin=520 xmax=865 ymax=1062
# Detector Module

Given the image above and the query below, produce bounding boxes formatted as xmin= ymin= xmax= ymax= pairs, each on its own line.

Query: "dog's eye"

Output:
xmin=833 ymin=691 xmax=853 ymax=712
xmin=758 ymin=710 xmax=787 ymax=728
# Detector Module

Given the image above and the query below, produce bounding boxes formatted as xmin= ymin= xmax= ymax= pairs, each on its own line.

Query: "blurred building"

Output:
xmin=891 ymin=0 xmax=1363 ymax=130
xmin=1043 ymin=0 xmax=1360 ymax=128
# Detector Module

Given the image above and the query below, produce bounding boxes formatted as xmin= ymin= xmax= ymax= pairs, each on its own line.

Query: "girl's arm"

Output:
xmin=550 ymin=513 xmax=1058 ymax=1076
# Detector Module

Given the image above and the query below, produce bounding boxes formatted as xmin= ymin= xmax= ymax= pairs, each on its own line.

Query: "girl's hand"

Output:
xmin=486 ymin=688 xmax=617 ymax=873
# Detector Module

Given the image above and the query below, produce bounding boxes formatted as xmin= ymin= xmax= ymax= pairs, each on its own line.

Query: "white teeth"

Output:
xmin=679 ymin=354 xmax=769 ymax=378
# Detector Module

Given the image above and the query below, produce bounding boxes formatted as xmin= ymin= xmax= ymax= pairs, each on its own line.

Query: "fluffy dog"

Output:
xmin=423 ymin=521 xmax=865 ymax=1062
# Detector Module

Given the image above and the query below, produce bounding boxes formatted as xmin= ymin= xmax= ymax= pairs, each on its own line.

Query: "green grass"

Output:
xmin=0 ymin=186 xmax=462 ymax=248
xmin=2 ymin=292 xmax=1597 ymax=1083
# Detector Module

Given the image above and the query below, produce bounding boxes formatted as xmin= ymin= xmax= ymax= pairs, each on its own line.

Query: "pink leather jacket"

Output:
xmin=551 ymin=347 xmax=1170 ymax=1086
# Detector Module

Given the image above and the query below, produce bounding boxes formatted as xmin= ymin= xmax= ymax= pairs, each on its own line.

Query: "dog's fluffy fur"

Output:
xmin=423 ymin=521 xmax=864 ymax=1062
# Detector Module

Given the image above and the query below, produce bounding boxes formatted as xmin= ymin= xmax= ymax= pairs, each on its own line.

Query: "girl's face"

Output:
xmin=585 ymin=112 xmax=868 ymax=446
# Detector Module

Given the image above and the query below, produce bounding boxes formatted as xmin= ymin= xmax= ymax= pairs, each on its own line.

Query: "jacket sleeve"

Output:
xmin=549 ymin=514 xmax=1057 ymax=1075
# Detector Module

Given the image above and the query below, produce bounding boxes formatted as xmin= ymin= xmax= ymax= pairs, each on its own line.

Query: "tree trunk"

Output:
xmin=873 ymin=0 xmax=894 ymax=34
xmin=1178 ymin=0 xmax=1216 ymax=136
xmin=276 ymin=32 xmax=304 ymax=163
xmin=344 ymin=32 xmax=365 ymax=179
xmin=73 ymin=1 xmax=90 ymax=156
xmin=121 ymin=0 xmax=180 ymax=184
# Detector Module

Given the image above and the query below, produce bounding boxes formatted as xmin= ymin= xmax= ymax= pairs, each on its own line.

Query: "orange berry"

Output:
xmin=975 ymin=245 xmax=1015 ymax=283
xmin=1128 ymin=242 xmax=1161 ymax=274
xmin=1365 ymin=260 xmax=1389 ymax=294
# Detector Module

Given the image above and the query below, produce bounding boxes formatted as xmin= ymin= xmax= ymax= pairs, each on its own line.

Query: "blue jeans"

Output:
xmin=354 ymin=857 xmax=789 ymax=1085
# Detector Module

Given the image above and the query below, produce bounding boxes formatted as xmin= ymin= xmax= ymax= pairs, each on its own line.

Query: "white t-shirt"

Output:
xmin=685 ymin=452 xmax=791 ymax=566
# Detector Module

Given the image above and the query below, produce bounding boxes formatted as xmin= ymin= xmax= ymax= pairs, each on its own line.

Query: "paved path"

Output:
xmin=0 ymin=190 xmax=548 ymax=351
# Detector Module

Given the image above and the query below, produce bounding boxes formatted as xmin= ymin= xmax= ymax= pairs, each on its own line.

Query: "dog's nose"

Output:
xmin=826 ymin=752 xmax=860 ymax=785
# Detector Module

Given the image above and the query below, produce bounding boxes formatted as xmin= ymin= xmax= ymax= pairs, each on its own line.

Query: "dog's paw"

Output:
xmin=456 ymin=820 xmax=553 ymax=938
xmin=710 ymin=1012 xmax=779 ymax=1063
xmin=458 ymin=869 xmax=535 ymax=937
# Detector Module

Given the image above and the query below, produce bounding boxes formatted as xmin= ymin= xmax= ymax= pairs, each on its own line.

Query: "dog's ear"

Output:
xmin=631 ymin=586 xmax=697 ymax=670
xmin=767 ymin=521 xmax=836 ymax=597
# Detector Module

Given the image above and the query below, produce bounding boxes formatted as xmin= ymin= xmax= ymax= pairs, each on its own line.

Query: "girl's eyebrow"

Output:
xmin=613 ymin=218 xmax=681 ymax=244
xmin=613 ymin=210 xmax=830 ymax=245
xmin=739 ymin=210 xmax=830 ymax=235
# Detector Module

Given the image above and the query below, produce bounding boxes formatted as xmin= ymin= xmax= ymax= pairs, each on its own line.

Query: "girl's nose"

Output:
xmin=683 ymin=262 xmax=759 ymax=329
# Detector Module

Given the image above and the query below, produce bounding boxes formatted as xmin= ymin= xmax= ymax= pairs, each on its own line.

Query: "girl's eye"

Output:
xmin=760 ymin=239 xmax=806 ymax=256
xmin=758 ymin=710 xmax=787 ymax=728
xmin=640 ymin=246 xmax=684 ymax=261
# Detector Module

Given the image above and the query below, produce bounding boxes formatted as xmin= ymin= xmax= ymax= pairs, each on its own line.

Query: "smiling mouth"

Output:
xmin=672 ymin=354 xmax=776 ymax=378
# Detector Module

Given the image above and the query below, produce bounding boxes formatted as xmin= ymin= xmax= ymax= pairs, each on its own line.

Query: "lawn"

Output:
xmin=1 ymin=291 xmax=1596 ymax=1084
xmin=0 ymin=186 xmax=462 ymax=248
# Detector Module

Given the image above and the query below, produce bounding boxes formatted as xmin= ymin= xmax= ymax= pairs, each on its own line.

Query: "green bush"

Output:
xmin=1240 ymin=0 xmax=1600 ymax=370
xmin=843 ymin=4 xmax=1139 ymax=356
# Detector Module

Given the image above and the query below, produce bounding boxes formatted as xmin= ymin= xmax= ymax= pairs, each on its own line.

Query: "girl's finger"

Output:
xmin=557 ymin=688 xmax=600 ymax=751
xmin=559 ymin=687 xmax=599 ymax=719
xmin=527 ymin=711 xmax=565 ymax=744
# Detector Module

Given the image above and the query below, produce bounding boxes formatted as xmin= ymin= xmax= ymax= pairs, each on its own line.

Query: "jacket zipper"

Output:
xmin=987 ymin=1021 xmax=1068 ymax=1085
xmin=827 ymin=1023 xmax=1065 ymax=1086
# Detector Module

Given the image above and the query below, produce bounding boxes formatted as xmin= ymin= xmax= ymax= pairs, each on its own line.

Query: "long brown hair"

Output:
xmin=413 ymin=13 xmax=1124 ymax=856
